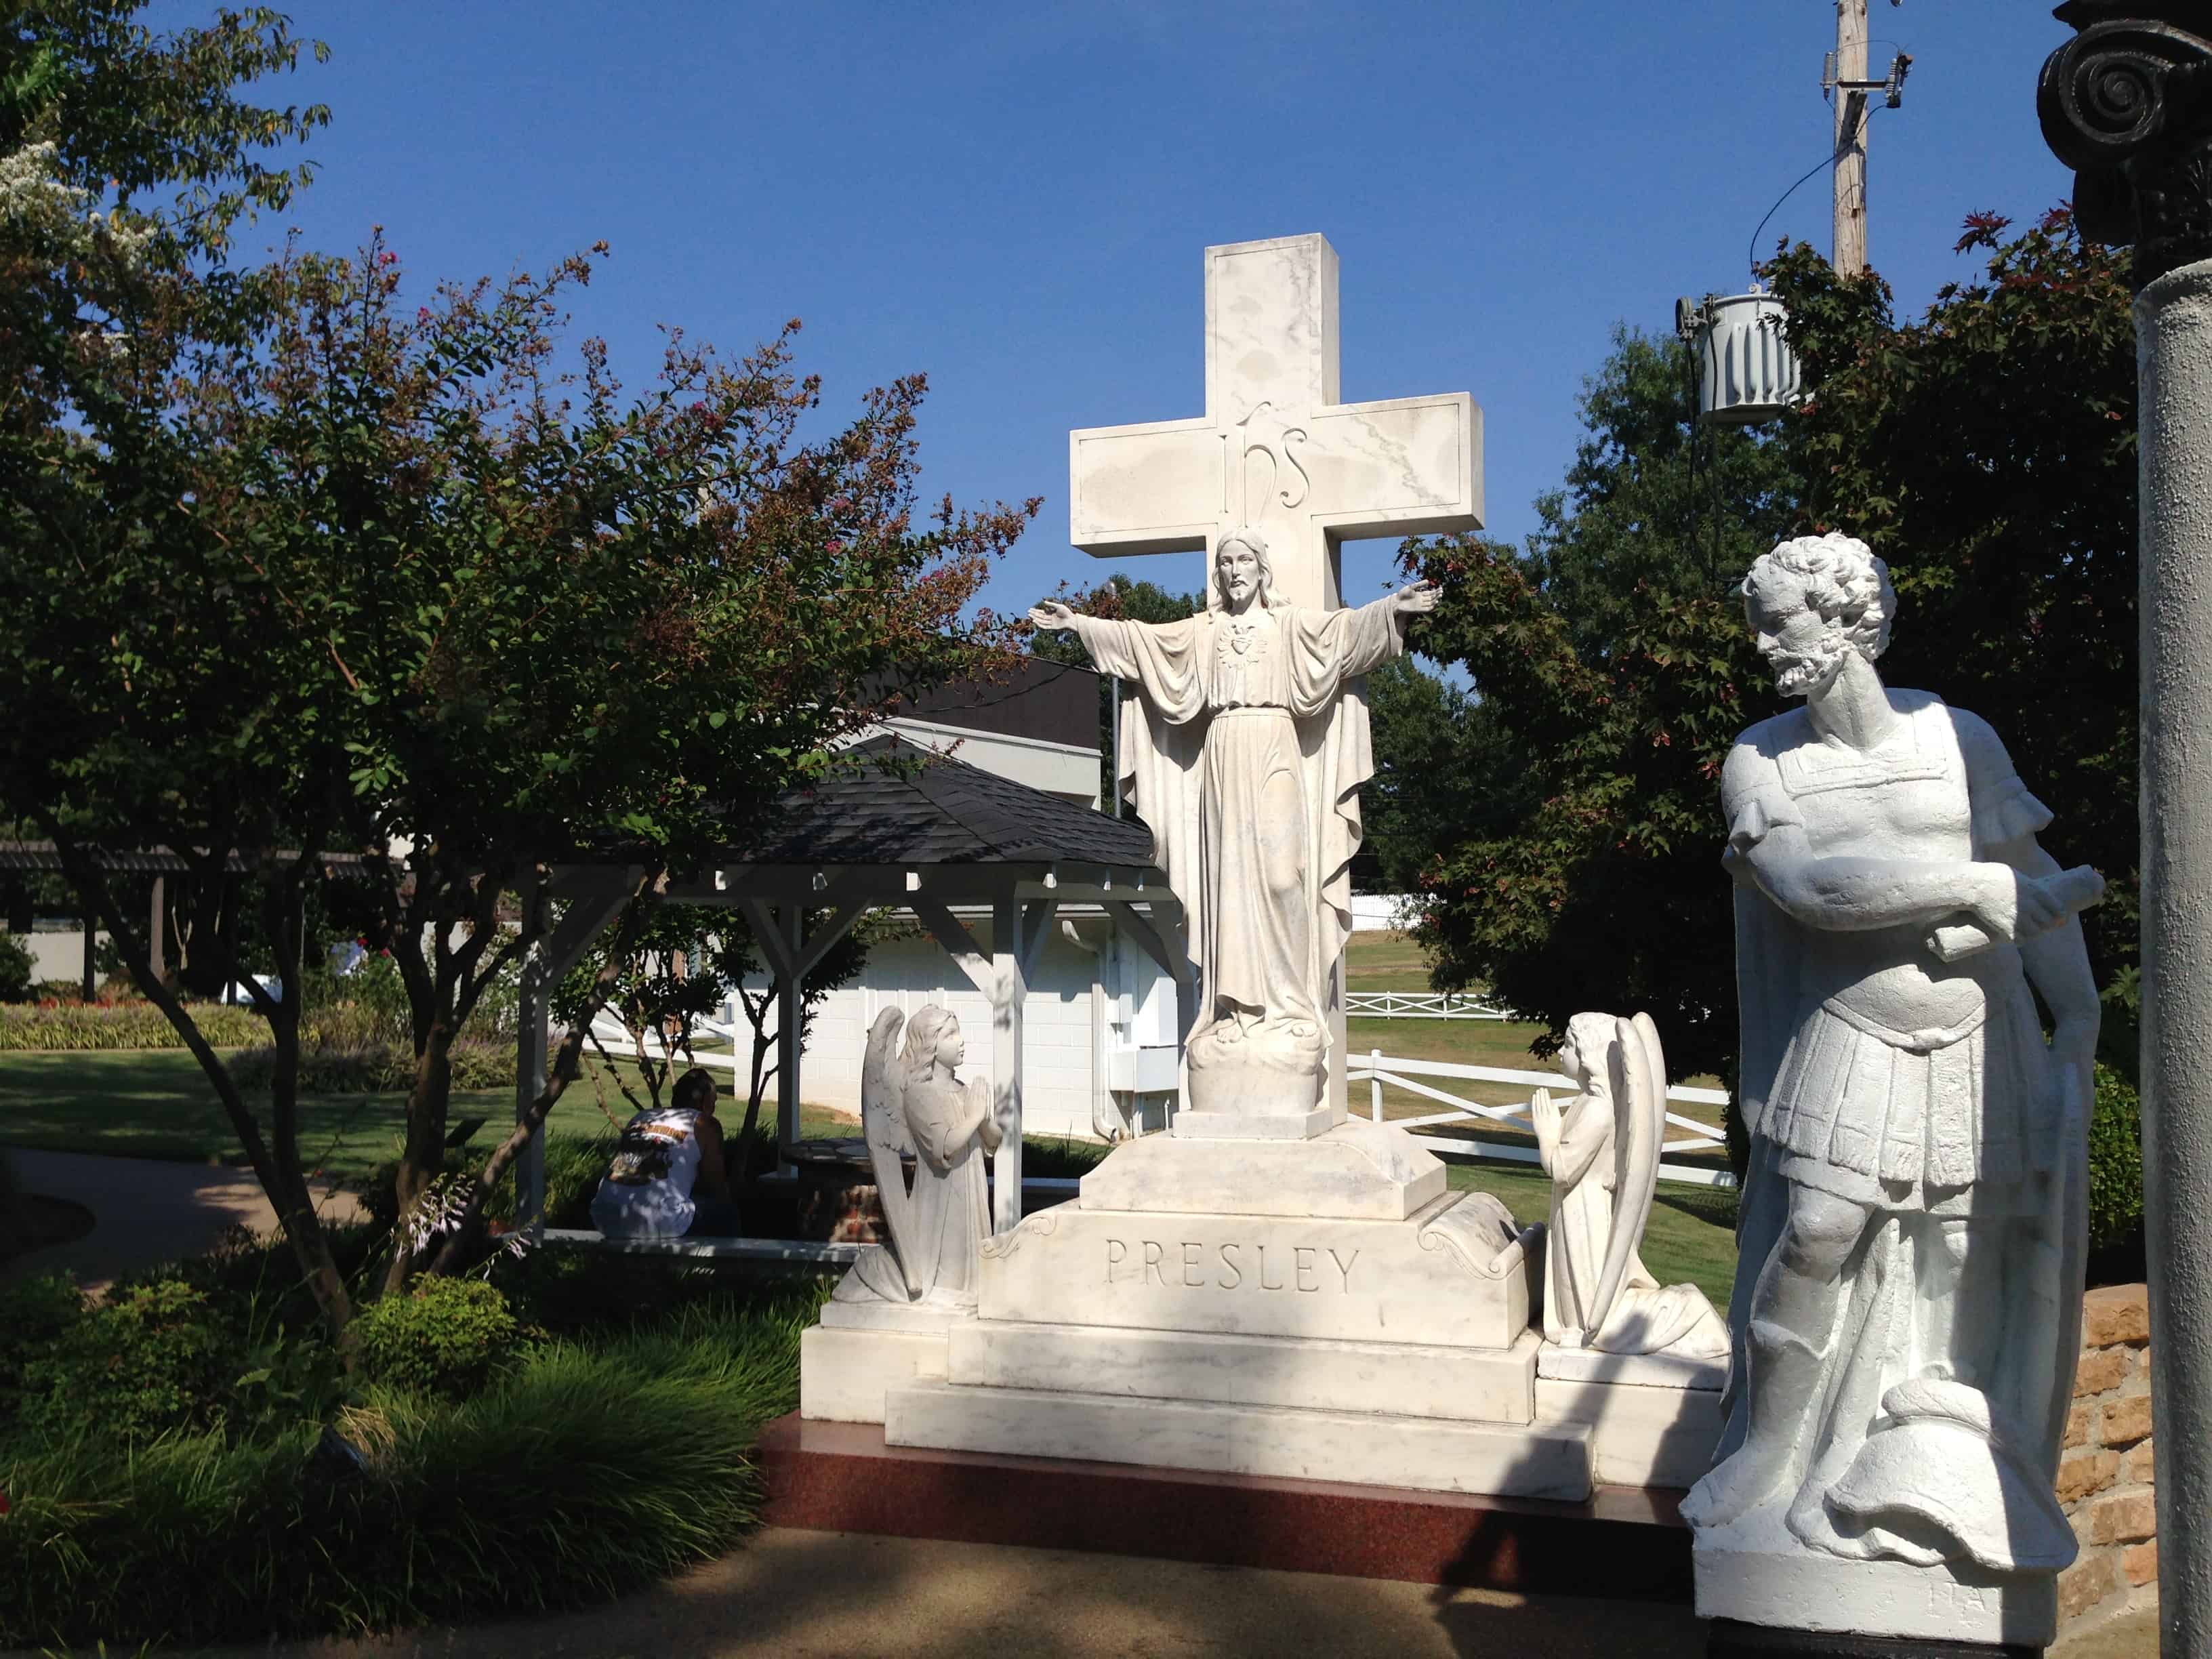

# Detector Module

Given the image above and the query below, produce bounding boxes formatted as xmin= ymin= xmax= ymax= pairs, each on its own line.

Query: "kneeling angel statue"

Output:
xmin=1532 ymin=1011 xmax=1729 ymax=1358
xmin=833 ymin=1006 xmax=1003 ymax=1309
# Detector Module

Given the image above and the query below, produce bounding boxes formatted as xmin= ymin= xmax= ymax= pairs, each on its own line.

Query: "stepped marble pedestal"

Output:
xmin=802 ymin=1118 xmax=1612 ymax=1502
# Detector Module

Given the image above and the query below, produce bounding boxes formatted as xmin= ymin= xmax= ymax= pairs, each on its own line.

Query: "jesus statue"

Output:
xmin=1031 ymin=531 xmax=1437 ymax=1120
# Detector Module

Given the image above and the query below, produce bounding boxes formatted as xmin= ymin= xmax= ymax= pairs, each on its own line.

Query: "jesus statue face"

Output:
xmin=1216 ymin=539 xmax=1264 ymax=613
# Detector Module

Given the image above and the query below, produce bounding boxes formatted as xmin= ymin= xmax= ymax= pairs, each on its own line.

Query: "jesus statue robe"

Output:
xmin=1058 ymin=596 xmax=1410 ymax=1086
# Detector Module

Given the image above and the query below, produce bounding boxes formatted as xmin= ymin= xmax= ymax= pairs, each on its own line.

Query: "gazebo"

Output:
xmin=520 ymin=735 xmax=1185 ymax=1234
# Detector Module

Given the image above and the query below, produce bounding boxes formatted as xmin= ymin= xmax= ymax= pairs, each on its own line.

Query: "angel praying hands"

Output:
xmin=833 ymin=1006 xmax=1004 ymax=1308
xmin=1531 ymin=1012 xmax=1728 ymax=1358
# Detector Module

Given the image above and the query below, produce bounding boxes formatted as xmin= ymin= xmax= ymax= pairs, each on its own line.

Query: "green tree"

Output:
xmin=1410 ymin=213 xmax=2136 ymax=1118
xmin=1353 ymin=655 xmax=1530 ymax=896
xmin=0 ymin=2 xmax=354 ymax=1336
xmin=1407 ymin=537 xmax=1757 ymax=1084
xmin=0 ymin=5 xmax=1034 ymax=1334
xmin=1525 ymin=328 xmax=1803 ymax=653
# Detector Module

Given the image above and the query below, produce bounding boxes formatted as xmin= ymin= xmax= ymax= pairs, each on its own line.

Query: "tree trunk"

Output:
xmin=66 ymin=846 xmax=359 ymax=1357
xmin=383 ymin=1019 xmax=455 ymax=1295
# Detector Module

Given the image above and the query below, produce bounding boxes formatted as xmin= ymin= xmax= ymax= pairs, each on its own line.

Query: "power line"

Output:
xmin=1744 ymin=101 xmax=1883 ymax=280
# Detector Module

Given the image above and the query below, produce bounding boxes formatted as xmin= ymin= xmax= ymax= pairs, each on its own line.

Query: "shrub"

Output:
xmin=18 ymin=1279 xmax=232 ymax=1441
xmin=230 ymin=1035 xmax=516 ymax=1095
xmin=354 ymin=1277 xmax=521 ymax=1397
xmin=0 ymin=999 xmax=262 ymax=1050
xmin=2087 ymin=1061 xmax=2144 ymax=1255
xmin=0 ymin=931 xmax=31 ymax=1001
xmin=0 ymin=1273 xmax=87 ymax=1428
xmin=0 ymin=1286 xmax=818 ymax=1647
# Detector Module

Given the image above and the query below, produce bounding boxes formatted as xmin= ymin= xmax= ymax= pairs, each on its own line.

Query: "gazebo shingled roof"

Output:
xmin=723 ymin=734 xmax=1155 ymax=872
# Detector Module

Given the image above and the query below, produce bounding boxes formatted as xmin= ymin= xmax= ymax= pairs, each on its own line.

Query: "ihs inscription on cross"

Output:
xmin=1069 ymin=234 xmax=1482 ymax=611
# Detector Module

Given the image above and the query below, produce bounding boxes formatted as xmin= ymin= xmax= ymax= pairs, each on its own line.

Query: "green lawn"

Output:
xmin=1346 ymin=930 xmax=1739 ymax=1300
xmin=0 ymin=929 xmax=1738 ymax=1297
xmin=0 ymin=1049 xmax=860 ymax=1187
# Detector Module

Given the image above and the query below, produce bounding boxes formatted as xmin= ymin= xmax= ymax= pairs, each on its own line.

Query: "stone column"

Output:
xmin=2136 ymin=253 xmax=2212 ymax=1654
xmin=2042 ymin=9 xmax=2212 ymax=1650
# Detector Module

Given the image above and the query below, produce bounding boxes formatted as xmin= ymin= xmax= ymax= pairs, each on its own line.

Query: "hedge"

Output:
xmin=0 ymin=1001 xmax=262 ymax=1051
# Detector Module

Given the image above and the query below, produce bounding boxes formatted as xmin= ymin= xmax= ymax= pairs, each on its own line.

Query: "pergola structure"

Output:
xmin=522 ymin=735 xmax=1185 ymax=1234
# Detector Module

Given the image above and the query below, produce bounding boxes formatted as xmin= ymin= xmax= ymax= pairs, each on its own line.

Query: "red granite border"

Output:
xmin=756 ymin=1413 xmax=1692 ymax=1601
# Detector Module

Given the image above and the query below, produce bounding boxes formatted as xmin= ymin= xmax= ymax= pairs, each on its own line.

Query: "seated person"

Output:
xmin=588 ymin=1067 xmax=743 ymax=1239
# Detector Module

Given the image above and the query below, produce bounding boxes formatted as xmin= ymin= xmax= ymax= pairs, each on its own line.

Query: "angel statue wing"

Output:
xmin=861 ymin=1006 xmax=921 ymax=1299
xmin=1588 ymin=1012 xmax=1666 ymax=1338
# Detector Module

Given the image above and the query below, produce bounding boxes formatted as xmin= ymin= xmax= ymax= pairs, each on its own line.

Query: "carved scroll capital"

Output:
xmin=2041 ymin=4 xmax=2212 ymax=289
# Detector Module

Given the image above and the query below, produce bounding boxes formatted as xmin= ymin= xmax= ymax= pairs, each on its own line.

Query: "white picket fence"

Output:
xmin=585 ymin=1008 xmax=1738 ymax=1192
xmin=1345 ymin=1049 xmax=1736 ymax=1190
xmin=1342 ymin=990 xmax=1513 ymax=1021
xmin=586 ymin=1008 xmax=751 ymax=1084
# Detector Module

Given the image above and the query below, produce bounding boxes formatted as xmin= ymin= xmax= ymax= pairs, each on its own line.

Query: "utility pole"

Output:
xmin=1832 ymin=0 xmax=1869 ymax=275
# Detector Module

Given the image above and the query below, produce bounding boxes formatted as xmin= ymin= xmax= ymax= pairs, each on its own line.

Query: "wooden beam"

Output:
xmin=910 ymin=897 xmax=998 ymax=999
xmin=1016 ymin=897 xmax=1059 ymax=987
xmin=1104 ymin=898 xmax=1183 ymax=984
xmin=148 ymin=875 xmax=165 ymax=982
xmin=514 ymin=878 xmax=631 ymax=1231
xmin=990 ymin=892 xmax=1029 ymax=1236
xmin=777 ymin=904 xmax=803 ymax=1149
xmin=737 ymin=897 xmax=794 ymax=975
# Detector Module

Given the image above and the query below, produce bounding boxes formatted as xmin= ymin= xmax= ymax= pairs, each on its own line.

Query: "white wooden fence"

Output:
xmin=1345 ymin=1049 xmax=1736 ymax=1189
xmin=1342 ymin=990 xmax=1513 ymax=1021
xmin=586 ymin=1007 xmax=750 ymax=1085
xmin=585 ymin=1007 xmax=1738 ymax=1193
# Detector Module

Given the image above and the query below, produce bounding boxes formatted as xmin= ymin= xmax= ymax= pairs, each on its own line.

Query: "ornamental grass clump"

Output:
xmin=0 ymin=1286 xmax=819 ymax=1648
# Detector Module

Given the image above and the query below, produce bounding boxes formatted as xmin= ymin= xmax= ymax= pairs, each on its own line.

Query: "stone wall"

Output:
xmin=2057 ymin=1284 xmax=2158 ymax=1635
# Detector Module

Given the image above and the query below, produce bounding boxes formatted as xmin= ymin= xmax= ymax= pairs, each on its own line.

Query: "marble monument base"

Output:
xmin=1694 ymin=1508 xmax=2057 ymax=1652
xmin=1536 ymin=1345 xmax=1727 ymax=1490
xmin=798 ymin=1296 xmax=970 ymax=1425
xmin=846 ymin=1120 xmax=1605 ymax=1502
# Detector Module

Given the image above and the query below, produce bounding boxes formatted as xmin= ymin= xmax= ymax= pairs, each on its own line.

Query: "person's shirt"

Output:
xmin=590 ymin=1105 xmax=706 ymax=1238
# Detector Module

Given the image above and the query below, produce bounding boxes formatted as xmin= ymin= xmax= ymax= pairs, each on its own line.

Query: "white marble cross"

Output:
xmin=1069 ymin=233 xmax=1482 ymax=611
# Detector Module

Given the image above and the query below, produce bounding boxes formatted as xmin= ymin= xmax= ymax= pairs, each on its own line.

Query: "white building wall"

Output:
xmin=765 ymin=913 xmax=1177 ymax=1143
xmin=874 ymin=716 xmax=1101 ymax=808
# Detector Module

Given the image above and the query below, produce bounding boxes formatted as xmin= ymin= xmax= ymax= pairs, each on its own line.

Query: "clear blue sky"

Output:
xmin=197 ymin=1 xmax=2077 ymax=615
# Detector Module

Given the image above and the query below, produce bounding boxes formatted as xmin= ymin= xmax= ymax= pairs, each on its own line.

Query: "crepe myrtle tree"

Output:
xmin=0 ymin=3 xmax=363 ymax=1338
xmin=205 ymin=244 xmax=1035 ymax=1296
xmin=0 ymin=12 xmax=1035 ymax=1333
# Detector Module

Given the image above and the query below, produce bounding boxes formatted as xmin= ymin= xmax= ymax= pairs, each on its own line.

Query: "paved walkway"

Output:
xmin=3 ymin=1148 xmax=363 ymax=1294
xmin=91 ymin=1531 xmax=2149 ymax=1659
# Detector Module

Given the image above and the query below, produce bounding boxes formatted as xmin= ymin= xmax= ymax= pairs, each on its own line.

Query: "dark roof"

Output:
xmin=0 ymin=843 xmax=388 ymax=876
xmin=731 ymin=735 xmax=1154 ymax=870
xmin=886 ymin=655 xmax=1100 ymax=751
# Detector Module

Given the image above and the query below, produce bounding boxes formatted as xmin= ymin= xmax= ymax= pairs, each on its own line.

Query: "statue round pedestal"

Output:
xmin=1706 ymin=1619 xmax=2041 ymax=1658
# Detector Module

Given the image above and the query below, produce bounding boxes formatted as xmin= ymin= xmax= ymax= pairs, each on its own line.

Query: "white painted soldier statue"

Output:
xmin=1683 ymin=533 xmax=2103 ymax=1578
